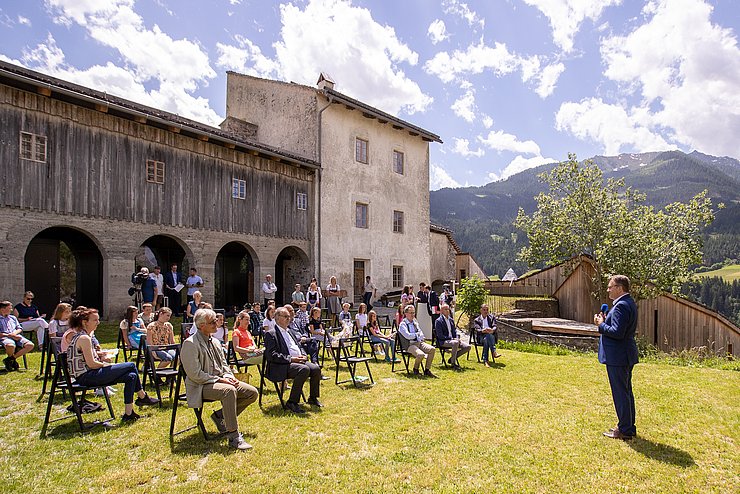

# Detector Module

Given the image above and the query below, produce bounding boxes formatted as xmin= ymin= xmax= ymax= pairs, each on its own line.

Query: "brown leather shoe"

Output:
xmin=603 ymin=429 xmax=634 ymax=440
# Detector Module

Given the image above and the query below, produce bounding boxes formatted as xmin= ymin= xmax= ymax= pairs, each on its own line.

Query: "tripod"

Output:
xmin=132 ymin=287 xmax=143 ymax=311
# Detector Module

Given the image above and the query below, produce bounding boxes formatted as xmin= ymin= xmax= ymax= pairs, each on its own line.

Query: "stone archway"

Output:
xmin=215 ymin=241 xmax=257 ymax=311
xmin=275 ymin=246 xmax=310 ymax=306
xmin=137 ymin=234 xmax=193 ymax=314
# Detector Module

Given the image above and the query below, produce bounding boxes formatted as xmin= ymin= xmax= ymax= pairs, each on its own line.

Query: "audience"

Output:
xmin=13 ymin=291 xmax=49 ymax=347
xmin=291 ymin=284 xmax=305 ymax=307
xmin=145 ymin=307 xmax=176 ymax=368
xmin=397 ymin=305 xmax=437 ymax=378
xmin=48 ymin=302 xmax=72 ymax=338
xmin=338 ymin=302 xmax=352 ymax=326
xmin=473 ymin=304 xmax=501 ymax=368
xmin=262 ymin=305 xmax=276 ymax=334
xmin=295 ymin=302 xmax=310 ymax=331
xmin=367 ymin=310 xmax=397 ymax=363
xmin=1 ymin=300 xmax=34 ymax=371
xmin=306 ymin=281 xmax=322 ymax=312
xmin=248 ymin=302 xmax=264 ymax=339
xmin=285 ymin=305 xmax=319 ymax=365
xmin=186 ymin=291 xmax=203 ymax=322
xmin=138 ymin=267 xmax=157 ymax=305
xmin=232 ymin=311 xmax=264 ymax=366
xmin=355 ymin=303 xmax=368 ymax=334
xmin=139 ymin=303 xmax=155 ymax=326
xmin=120 ymin=306 xmax=147 ymax=350
xmin=434 ymin=304 xmax=470 ymax=370
xmin=186 ymin=268 xmax=204 ymax=303
xmin=261 ymin=274 xmax=277 ymax=306
xmin=325 ymin=276 xmax=342 ymax=320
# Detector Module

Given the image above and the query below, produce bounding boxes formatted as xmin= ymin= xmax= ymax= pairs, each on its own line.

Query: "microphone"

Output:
xmin=600 ymin=304 xmax=609 ymax=315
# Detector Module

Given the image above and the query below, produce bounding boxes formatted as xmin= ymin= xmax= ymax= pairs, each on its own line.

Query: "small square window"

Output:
xmin=232 ymin=178 xmax=246 ymax=199
xmin=297 ymin=192 xmax=307 ymax=210
xmin=355 ymin=138 xmax=368 ymax=164
xmin=355 ymin=202 xmax=368 ymax=229
xmin=393 ymin=150 xmax=404 ymax=174
xmin=146 ymin=160 xmax=165 ymax=184
xmin=392 ymin=265 xmax=404 ymax=288
xmin=393 ymin=210 xmax=404 ymax=234
xmin=19 ymin=132 xmax=47 ymax=162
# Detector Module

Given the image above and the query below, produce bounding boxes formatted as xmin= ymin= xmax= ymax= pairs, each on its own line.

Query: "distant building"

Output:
xmin=430 ymin=224 xmax=486 ymax=292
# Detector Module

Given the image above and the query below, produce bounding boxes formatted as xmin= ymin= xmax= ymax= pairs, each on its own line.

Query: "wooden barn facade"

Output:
xmin=486 ymin=256 xmax=740 ymax=357
xmin=0 ymin=61 xmax=318 ymax=318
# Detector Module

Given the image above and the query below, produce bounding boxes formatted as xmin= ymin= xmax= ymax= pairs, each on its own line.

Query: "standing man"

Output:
xmin=151 ymin=266 xmax=164 ymax=310
xmin=261 ymin=274 xmax=277 ymax=306
xmin=164 ymin=263 xmax=182 ymax=316
xmin=181 ymin=308 xmax=258 ymax=450
xmin=363 ymin=276 xmax=376 ymax=310
xmin=186 ymin=268 xmax=204 ymax=303
xmin=416 ymin=283 xmax=428 ymax=304
xmin=434 ymin=304 xmax=470 ymax=370
xmin=427 ymin=285 xmax=441 ymax=327
xmin=594 ymin=275 xmax=638 ymax=441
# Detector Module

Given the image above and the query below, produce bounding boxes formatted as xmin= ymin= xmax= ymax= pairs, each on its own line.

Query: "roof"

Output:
xmin=0 ymin=61 xmax=319 ymax=170
xmin=430 ymin=223 xmax=462 ymax=254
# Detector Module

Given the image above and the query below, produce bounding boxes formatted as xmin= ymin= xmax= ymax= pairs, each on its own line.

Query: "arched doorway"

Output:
xmin=25 ymin=227 xmax=104 ymax=317
xmin=215 ymin=242 xmax=255 ymax=311
xmin=275 ymin=246 xmax=310 ymax=306
xmin=136 ymin=235 xmax=189 ymax=313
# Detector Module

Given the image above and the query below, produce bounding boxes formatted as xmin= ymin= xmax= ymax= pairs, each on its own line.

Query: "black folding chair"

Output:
xmin=467 ymin=327 xmax=482 ymax=363
xmin=391 ymin=332 xmax=414 ymax=374
xmin=226 ymin=341 xmax=263 ymax=381
xmin=38 ymin=327 xmax=51 ymax=376
xmin=141 ymin=342 xmax=180 ymax=406
xmin=0 ymin=341 xmax=28 ymax=370
xmin=115 ymin=324 xmax=134 ymax=363
xmin=169 ymin=365 xmax=217 ymax=440
xmin=40 ymin=352 xmax=115 ymax=438
xmin=38 ymin=336 xmax=62 ymax=399
xmin=334 ymin=336 xmax=374 ymax=387
xmin=180 ymin=323 xmax=194 ymax=343
xmin=258 ymin=357 xmax=305 ymax=409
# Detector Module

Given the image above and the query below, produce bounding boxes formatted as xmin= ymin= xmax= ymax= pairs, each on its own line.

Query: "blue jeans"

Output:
xmin=481 ymin=333 xmax=496 ymax=362
xmin=370 ymin=336 xmax=395 ymax=359
xmin=76 ymin=362 xmax=142 ymax=404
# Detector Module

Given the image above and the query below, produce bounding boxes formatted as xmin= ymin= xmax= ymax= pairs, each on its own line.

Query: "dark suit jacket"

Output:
xmin=164 ymin=270 xmax=181 ymax=291
xmin=264 ymin=327 xmax=305 ymax=382
xmin=472 ymin=314 xmax=497 ymax=345
xmin=434 ymin=315 xmax=458 ymax=345
xmin=598 ymin=294 xmax=639 ymax=366
xmin=427 ymin=291 xmax=440 ymax=315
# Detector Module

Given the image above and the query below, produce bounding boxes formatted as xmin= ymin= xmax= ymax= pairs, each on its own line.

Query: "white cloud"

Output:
xmin=555 ymin=97 xmax=673 ymax=155
xmin=43 ymin=0 xmax=221 ymax=124
xmin=430 ymin=163 xmax=461 ymax=190
xmin=600 ymin=0 xmax=740 ymax=157
xmin=217 ymin=0 xmax=432 ymax=116
xmin=17 ymin=15 xmax=31 ymax=26
xmin=481 ymin=115 xmax=493 ymax=128
xmin=452 ymin=137 xmax=485 ymax=158
xmin=451 ymin=89 xmax=476 ymax=122
xmin=216 ymin=35 xmax=279 ymax=78
xmin=497 ymin=155 xmax=557 ymax=181
xmin=534 ymin=61 xmax=565 ymax=98
xmin=427 ymin=19 xmax=448 ymax=44
xmin=442 ymin=0 xmax=484 ymax=29
xmin=522 ymin=0 xmax=622 ymax=53
xmin=478 ymin=130 xmax=541 ymax=155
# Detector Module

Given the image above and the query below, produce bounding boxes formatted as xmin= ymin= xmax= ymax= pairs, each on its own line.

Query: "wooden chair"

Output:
xmin=169 ymin=365 xmax=217 ymax=440
xmin=141 ymin=342 xmax=180 ymax=407
xmin=40 ymin=352 xmax=115 ymax=438
xmin=333 ymin=335 xmax=374 ymax=387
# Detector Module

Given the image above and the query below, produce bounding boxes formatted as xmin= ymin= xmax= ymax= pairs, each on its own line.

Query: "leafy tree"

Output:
xmin=515 ymin=154 xmax=719 ymax=300
xmin=455 ymin=275 xmax=487 ymax=325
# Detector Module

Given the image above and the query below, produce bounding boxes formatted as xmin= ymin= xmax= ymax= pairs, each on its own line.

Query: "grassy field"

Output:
xmin=696 ymin=264 xmax=740 ymax=282
xmin=0 ymin=328 xmax=737 ymax=494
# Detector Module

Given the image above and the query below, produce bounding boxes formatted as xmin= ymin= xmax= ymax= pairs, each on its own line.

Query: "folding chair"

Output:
xmin=334 ymin=336 xmax=374 ymax=387
xmin=38 ymin=327 xmax=51 ymax=376
xmin=435 ymin=338 xmax=450 ymax=368
xmin=391 ymin=332 xmax=414 ymax=374
xmin=467 ymin=327 xmax=482 ymax=363
xmin=0 ymin=341 xmax=28 ymax=370
xmin=39 ymin=336 xmax=62 ymax=399
xmin=180 ymin=323 xmax=194 ymax=343
xmin=40 ymin=352 xmax=115 ymax=438
xmin=169 ymin=365 xmax=217 ymax=440
xmin=258 ymin=357 xmax=305 ymax=409
xmin=141 ymin=342 xmax=180 ymax=406
xmin=115 ymin=325 xmax=134 ymax=363
xmin=226 ymin=341 xmax=263 ymax=381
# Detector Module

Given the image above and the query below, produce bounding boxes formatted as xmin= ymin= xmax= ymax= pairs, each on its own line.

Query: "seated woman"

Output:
xmin=262 ymin=305 xmax=276 ymax=335
xmin=232 ymin=310 xmax=264 ymax=366
xmin=338 ymin=302 xmax=352 ymax=326
xmin=308 ymin=307 xmax=327 ymax=345
xmin=367 ymin=310 xmax=398 ymax=363
xmin=355 ymin=303 xmax=368 ymax=335
xmin=185 ymin=290 xmax=203 ymax=322
xmin=145 ymin=307 xmax=176 ymax=368
xmin=67 ymin=307 xmax=158 ymax=421
xmin=212 ymin=313 xmax=229 ymax=350
xmin=13 ymin=291 xmax=49 ymax=347
xmin=48 ymin=303 xmax=72 ymax=338
xmin=119 ymin=306 xmax=147 ymax=350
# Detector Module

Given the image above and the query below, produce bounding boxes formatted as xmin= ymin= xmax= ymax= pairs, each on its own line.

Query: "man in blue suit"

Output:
xmin=594 ymin=275 xmax=639 ymax=440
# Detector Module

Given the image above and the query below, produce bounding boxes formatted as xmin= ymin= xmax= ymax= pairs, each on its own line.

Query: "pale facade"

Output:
xmin=225 ymin=72 xmax=441 ymax=302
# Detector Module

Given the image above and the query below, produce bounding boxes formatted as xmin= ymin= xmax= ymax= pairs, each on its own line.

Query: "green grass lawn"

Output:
xmin=697 ymin=263 xmax=740 ymax=282
xmin=0 ymin=336 xmax=738 ymax=493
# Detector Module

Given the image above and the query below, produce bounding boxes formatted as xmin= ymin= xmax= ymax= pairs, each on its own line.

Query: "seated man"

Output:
xmin=0 ymin=300 xmax=34 ymax=371
xmin=397 ymin=305 xmax=437 ymax=378
xmin=284 ymin=305 xmax=319 ymax=365
xmin=473 ymin=304 xmax=501 ymax=367
xmin=264 ymin=307 xmax=323 ymax=413
xmin=248 ymin=302 xmax=265 ymax=339
xmin=181 ymin=308 xmax=258 ymax=450
xmin=434 ymin=304 xmax=470 ymax=370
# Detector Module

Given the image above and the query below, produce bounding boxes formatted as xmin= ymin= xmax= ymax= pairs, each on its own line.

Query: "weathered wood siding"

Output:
xmin=553 ymin=261 xmax=600 ymax=323
xmin=0 ymin=85 xmax=312 ymax=239
xmin=484 ymin=258 xmax=579 ymax=297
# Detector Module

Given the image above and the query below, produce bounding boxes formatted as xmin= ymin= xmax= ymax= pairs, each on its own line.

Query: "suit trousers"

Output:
xmin=286 ymin=361 xmax=321 ymax=404
xmin=606 ymin=364 xmax=636 ymax=436
xmin=408 ymin=341 xmax=436 ymax=371
xmin=201 ymin=380 xmax=258 ymax=432
xmin=441 ymin=339 xmax=471 ymax=364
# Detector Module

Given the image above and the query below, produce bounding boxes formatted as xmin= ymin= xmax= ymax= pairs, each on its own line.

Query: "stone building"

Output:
xmin=224 ymin=72 xmax=442 ymax=302
xmin=430 ymin=224 xmax=487 ymax=292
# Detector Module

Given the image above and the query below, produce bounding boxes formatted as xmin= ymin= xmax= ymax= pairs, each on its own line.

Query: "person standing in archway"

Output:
xmin=261 ymin=274 xmax=277 ymax=306
xmin=164 ymin=263 xmax=182 ymax=316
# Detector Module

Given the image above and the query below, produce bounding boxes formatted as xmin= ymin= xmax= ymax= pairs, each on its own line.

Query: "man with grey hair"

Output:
xmin=181 ymin=308 xmax=258 ymax=450
xmin=397 ymin=304 xmax=437 ymax=378
xmin=434 ymin=304 xmax=470 ymax=370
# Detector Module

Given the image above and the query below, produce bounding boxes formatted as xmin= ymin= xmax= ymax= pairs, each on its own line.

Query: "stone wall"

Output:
xmin=514 ymin=299 xmax=560 ymax=318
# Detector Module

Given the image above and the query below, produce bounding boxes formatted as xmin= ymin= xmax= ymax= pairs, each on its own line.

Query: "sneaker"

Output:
xmin=121 ymin=411 xmax=141 ymax=422
xmin=106 ymin=386 xmax=117 ymax=394
xmin=228 ymin=432 xmax=253 ymax=450
xmin=134 ymin=393 xmax=160 ymax=407
xmin=210 ymin=411 xmax=227 ymax=434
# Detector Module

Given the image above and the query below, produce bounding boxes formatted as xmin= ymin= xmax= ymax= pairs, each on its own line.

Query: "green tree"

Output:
xmin=515 ymin=154 xmax=719 ymax=300
xmin=455 ymin=275 xmax=487 ymax=325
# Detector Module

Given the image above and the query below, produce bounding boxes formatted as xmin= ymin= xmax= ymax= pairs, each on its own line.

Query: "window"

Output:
xmin=393 ymin=150 xmax=404 ymax=174
xmin=393 ymin=210 xmax=404 ymax=234
xmin=355 ymin=138 xmax=368 ymax=163
xmin=355 ymin=202 xmax=368 ymax=228
xmin=232 ymin=178 xmax=246 ymax=199
xmin=297 ymin=192 xmax=307 ymax=210
xmin=20 ymin=132 xmax=47 ymax=162
xmin=392 ymin=265 xmax=404 ymax=288
xmin=146 ymin=160 xmax=165 ymax=184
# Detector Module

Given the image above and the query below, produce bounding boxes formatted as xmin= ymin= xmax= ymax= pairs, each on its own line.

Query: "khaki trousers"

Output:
xmin=408 ymin=341 xmax=436 ymax=371
xmin=201 ymin=380 xmax=258 ymax=432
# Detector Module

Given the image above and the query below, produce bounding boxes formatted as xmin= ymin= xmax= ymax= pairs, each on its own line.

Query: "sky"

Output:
xmin=1 ymin=0 xmax=739 ymax=190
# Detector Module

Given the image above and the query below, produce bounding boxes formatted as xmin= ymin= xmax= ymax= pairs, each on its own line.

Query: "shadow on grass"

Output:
xmin=628 ymin=437 xmax=696 ymax=467
xmin=41 ymin=416 xmax=118 ymax=439
xmin=169 ymin=431 xmax=233 ymax=456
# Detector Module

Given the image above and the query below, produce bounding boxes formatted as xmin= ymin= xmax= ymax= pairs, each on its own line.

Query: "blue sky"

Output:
xmin=1 ymin=0 xmax=739 ymax=189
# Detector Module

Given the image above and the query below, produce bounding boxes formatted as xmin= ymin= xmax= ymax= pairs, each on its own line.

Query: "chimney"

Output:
xmin=316 ymin=72 xmax=335 ymax=90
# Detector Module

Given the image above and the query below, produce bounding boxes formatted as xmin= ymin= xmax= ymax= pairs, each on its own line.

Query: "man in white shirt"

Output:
xmin=397 ymin=305 xmax=437 ymax=377
xmin=362 ymin=276 xmax=376 ymax=309
xmin=151 ymin=265 xmax=164 ymax=309
xmin=473 ymin=304 xmax=501 ymax=367
xmin=186 ymin=268 xmax=204 ymax=302
xmin=261 ymin=274 xmax=278 ymax=306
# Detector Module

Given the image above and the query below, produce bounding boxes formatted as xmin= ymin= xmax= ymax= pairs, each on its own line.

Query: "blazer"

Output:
xmin=427 ymin=291 xmax=440 ymax=315
xmin=472 ymin=314 xmax=497 ymax=345
xmin=164 ymin=270 xmax=181 ymax=291
xmin=180 ymin=330 xmax=234 ymax=408
xmin=434 ymin=315 xmax=458 ymax=345
xmin=598 ymin=294 xmax=639 ymax=366
xmin=264 ymin=327 xmax=305 ymax=382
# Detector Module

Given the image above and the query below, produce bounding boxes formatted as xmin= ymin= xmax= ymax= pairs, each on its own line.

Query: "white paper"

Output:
xmin=174 ymin=283 xmax=184 ymax=293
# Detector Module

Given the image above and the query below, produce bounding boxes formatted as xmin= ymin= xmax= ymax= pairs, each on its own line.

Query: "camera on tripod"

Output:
xmin=132 ymin=272 xmax=149 ymax=286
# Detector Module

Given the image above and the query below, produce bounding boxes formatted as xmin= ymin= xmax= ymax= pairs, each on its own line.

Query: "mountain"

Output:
xmin=430 ymin=151 xmax=740 ymax=277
